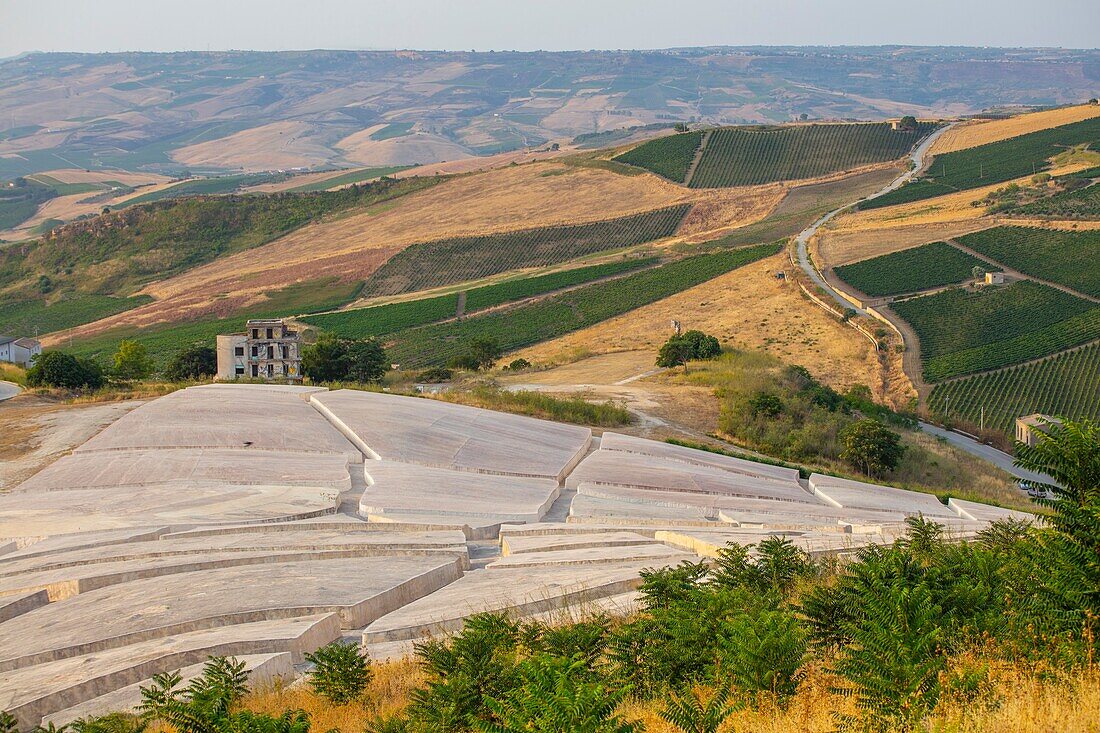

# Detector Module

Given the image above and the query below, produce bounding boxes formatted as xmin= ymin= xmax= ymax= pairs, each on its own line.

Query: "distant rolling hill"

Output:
xmin=1 ymin=47 xmax=1098 ymax=178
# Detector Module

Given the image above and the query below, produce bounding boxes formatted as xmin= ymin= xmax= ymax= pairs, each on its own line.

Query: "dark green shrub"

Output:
xmin=505 ymin=358 xmax=531 ymax=371
xmin=659 ymin=685 xmax=739 ymax=733
xmin=305 ymin=641 xmax=373 ymax=705
xmin=417 ymin=367 xmax=453 ymax=383
xmin=25 ymin=350 xmax=105 ymax=389
xmin=163 ymin=345 xmax=217 ymax=381
xmin=720 ymin=609 xmax=807 ymax=703
xmin=840 ymin=418 xmax=905 ymax=477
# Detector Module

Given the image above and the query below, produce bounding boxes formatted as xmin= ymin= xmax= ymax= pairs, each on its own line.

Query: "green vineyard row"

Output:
xmin=301 ymin=258 xmax=657 ymax=339
xmin=833 ymin=241 xmax=988 ymax=298
xmin=928 ymin=341 xmax=1100 ymax=436
xmin=385 ymin=243 xmax=781 ymax=369
xmin=363 ymin=204 xmax=691 ymax=296
xmin=957 ymin=226 xmax=1100 ymax=298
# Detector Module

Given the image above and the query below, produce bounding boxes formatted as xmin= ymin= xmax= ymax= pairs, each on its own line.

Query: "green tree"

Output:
xmin=656 ymin=337 xmax=694 ymax=368
xmin=841 ymin=419 xmax=905 ymax=477
xmin=898 ymin=115 xmax=918 ymax=131
xmin=112 ymin=340 xmax=154 ymax=381
xmin=164 ymin=346 xmax=217 ymax=382
xmin=657 ymin=330 xmax=721 ymax=368
xmin=25 ymin=350 xmax=105 ymax=390
xmin=470 ymin=337 xmax=503 ymax=370
xmin=680 ymin=330 xmax=721 ymax=360
xmin=305 ymin=641 xmax=373 ymax=705
xmin=301 ymin=335 xmax=349 ymax=382
xmin=345 ymin=339 xmax=388 ymax=383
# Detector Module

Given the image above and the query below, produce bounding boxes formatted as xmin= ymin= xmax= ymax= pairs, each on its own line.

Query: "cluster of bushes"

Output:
xmin=700 ymin=353 xmax=912 ymax=476
xmin=655 ymin=330 xmax=721 ymax=368
xmin=25 ymin=342 xmax=219 ymax=390
xmin=302 ymin=335 xmax=389 ymax=384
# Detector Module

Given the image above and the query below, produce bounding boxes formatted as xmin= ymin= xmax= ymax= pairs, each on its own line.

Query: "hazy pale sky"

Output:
xmin=2 ymin=0 xmax=1098 ymax=56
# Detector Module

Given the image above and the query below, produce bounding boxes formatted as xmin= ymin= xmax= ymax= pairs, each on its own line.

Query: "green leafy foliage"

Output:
xmin=957 ymin=226 xmax=1100 ymax=298
xmin=305 ymin=641 xmax=373 ymax=705
xmin=302 ymin=258 xmax=656 ymax=339
xmin=928 ymin=342 xmax=1100 ymax=439
xmin=164 ymin=346 xmax=217 ymax=381
xmin=302 ymin=335 xmax=388 ymax=383
xmin=478 ymin=656 xmax=640 ymax=733
xmin=385 ymin=244 xmax=779 ymax=369
xmin=26 ymin=350 xmax=105 ymax=389
xmin=833 ymin=241 xmax=990 ymax=297
xmin=864 ymin=116 xmax=1100 ymax=209
xmin=613 ymin=131 xmax=704 ymax=183
xmin=112 ymin=340 xmax=154 ymax=381
xmin=840 ymin=418 xmax=906 ymax=477
xmin=656 ymin=330 xmax=721 ymax=367
xmin=689 ymin=123 xmax=936 ymax=188
xmin=890 ymin=280 xmax=1100 ymax=381
xmin=363 ymin=206 xmax=689 ymax=296
xmin=448 ymin=337 xmax=502 ymax=371
xmin=720 ymin=608 xmax=808 ymax=702
xmin=659 ymin=685 xmax=739 ymax=733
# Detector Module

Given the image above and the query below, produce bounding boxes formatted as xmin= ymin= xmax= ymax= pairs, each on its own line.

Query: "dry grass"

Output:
xmin=814 ymin=220 xmax=994 ymax=268
xmin=336 ymin=127 xmax=473 ymax=167
xmin=171 ymin=120 xmax=338 ymax=171
xmin=510 ymin=253 xmax=884 ymax=400
xmin=239 ymin=656 xmax=1100 ymax=733
xmin=932 ymin=104 xmax=1100 ymax=154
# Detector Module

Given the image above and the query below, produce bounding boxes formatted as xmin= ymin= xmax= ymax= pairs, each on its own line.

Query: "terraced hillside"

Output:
xmin=863 ymin=116 xmax=1100 ymax=209
xmin=300 ymin=258 xmax=657 ymax=339
xmin=382 ymin=244 xmax=780 ymax=368
xmin=956 ymin=226 xmax=1100 ymax=298
xmin=890 ymin=280 xmax=1100 ymax=382
xmin=362 ymin=204 xmax=691 ymax=296
xmin=833 ymin=241 xmax=990 ymax=298
xmin=615 ymin=122 xmax=934 ymax=188
xmin=928 ymin=342 xmax=1100 ymax=437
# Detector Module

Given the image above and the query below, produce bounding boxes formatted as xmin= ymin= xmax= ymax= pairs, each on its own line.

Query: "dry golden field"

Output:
xmin=57 ymin=162 xmax=779 ymax=339
xmin=931 ymin=103 xmax=1100 ymax=154
xmin=509 ymin=253 xmax=885 ymax=400
xmin=336 ymin=126 xmax=474 ymax=167
xmin=238 ymin=654 xmax=1100 ymax=733
xmin=171 ymin=120 xmax=338 ymax=171
xmin=815 ymin=220 xmax=995 ymax=268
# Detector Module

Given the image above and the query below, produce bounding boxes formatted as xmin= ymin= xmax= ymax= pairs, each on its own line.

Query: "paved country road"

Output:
xmin=795 ymin=122 xmax=957 ymax=312
xmin=919 ymin=420 xmax=1055 ymax=487
xmin=0 ymin=381 xmax=21 ymax=402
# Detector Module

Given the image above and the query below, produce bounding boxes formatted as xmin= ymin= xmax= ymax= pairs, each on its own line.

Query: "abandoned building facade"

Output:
xmin=216 ymin=319 xmax=302 ymax=382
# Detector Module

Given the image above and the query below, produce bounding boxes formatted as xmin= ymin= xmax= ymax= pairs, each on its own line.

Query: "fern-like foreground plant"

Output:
xmin=659 ymin=684 xmax=740 ymax=733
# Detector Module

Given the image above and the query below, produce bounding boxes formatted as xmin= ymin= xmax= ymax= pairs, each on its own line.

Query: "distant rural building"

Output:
xmin=1015 ymin=413 xmax=1062 ymax=447
xmin=985 ymin=272 xmax=1006 ymax=285
xmin=216 ymin=319 xmax=302 ymax=382
xmin=0 ymin=336 xmax=41 ymax=367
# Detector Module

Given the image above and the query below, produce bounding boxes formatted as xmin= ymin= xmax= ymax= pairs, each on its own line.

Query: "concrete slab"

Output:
xmin=948 ymin=498 xmax=1035 ymax=523
xmin=598 ymin=433 xmax=801 ymax=484
xmin=0 ymin=590 xmax=49 ymax=622
xmin=0 ymin=484 xmax=340 ymax=539
xmin=363 ymin=562 xmax=667 ymax=643
xmin=655 ymin=528 xmax=872 ymax=558
xmin=487 ymin=544 xmax=690 ymax=569
xmin=567 ymin=450 xmax=814 ymax=503
xmin=42 ymin=652 xmax=295 ymax=727
xmin=0 ymin=528 xmax=170 ymax=563
xmin=77 ymin=386 xmax=360 ymax=462
xmin=0 ymin=615 xmax=337 ymax=730
xmin=312 ymin=390 xmax=591 ymax=479
xmin=808 ymin=474 xmax=957 ymax=518
xmin=17 ymin=449 xmax=351 ymax=493
xmin=500 ymin=531 xmax=654 ymax=556
xmin=361 ymin=462 xmax=559 ymax=523
xmin=568 ymin=493 xmax=717 ymax=525
xmin=0 ymin=556 xmax=462 ymax=671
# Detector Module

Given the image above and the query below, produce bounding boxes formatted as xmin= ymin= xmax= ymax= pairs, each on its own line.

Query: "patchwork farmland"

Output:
xmin=833 ymin=241 xmax=990 ymax=298
xmin=956 ymin=226 xmax=1100 ymax=298
xmin=928 ymin=341 xmax=1100 ymax=436
xmin=863 ymin=116 xmax=1100 ymax=209
xmin=889 ymin=280 xmax=1100 ymax=382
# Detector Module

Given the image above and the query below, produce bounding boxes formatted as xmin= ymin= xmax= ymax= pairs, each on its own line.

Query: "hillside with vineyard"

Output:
xmin=614 ymin=122 xmax=935 ymax=187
